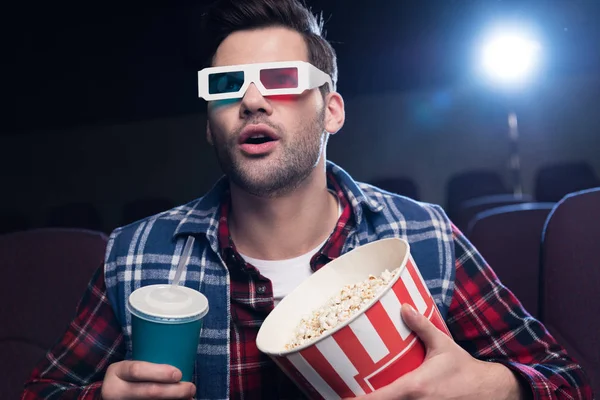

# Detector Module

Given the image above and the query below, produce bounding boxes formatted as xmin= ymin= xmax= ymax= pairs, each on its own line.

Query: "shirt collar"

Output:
xmin=325 ymin=161 xmax=385 ymax=220
xmin=172 ymin=177 xmax=228 ymax=254
xmin=172 ymin=161 xmax=385 ymax=246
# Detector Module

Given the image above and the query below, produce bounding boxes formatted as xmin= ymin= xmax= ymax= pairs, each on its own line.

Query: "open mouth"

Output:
xmin=244 ymin=134 xmax=277 ymax=145
xmin=238 ymin=129 xmax=279 ymax=155
xmin=238 ymin=124 xmax=280 ymax=147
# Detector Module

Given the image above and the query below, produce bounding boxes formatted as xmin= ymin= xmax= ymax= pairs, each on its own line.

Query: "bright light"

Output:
xmin=479 ymin=31 xmax=541 ymax=86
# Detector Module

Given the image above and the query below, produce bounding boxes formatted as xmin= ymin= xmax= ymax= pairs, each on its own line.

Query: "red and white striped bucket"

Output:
xmin=256 ymin=238 xmax=450 ymax=399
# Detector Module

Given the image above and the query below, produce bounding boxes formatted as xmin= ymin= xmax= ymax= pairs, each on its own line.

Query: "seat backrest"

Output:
xmin=0 ymin=228 xmax=108 ymax=399
xmin=534 ymin=161 xmax=600 ymax=202
xmin=467 ymin=203 xmax=555 ymax=318
xmin=541 ymin=188 xmax=600 ymax=393
xmin=446 ymin=170 xmax=509 ymax=220
xmin=0 ymin=340 xmax=47 ymax=400
xmin=369 ymin=177 xmax=420 ymax=200
xmin=455 ymin=193 xmax=533 ymax=233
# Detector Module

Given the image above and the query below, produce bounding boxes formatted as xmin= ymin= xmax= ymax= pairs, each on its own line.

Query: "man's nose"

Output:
xmin=240 ymin=83 xmax=273 ymax=117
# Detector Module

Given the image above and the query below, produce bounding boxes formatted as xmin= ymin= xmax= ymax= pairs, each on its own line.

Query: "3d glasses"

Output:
xmin=198 ymin=61 xmax=333 ymax=101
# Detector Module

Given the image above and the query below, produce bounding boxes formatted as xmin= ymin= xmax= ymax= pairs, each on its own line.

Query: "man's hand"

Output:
xmin=101 ymin=360 xmax=196 ymax=400
xmin=352 ymin=304 xmax=530 ymax=400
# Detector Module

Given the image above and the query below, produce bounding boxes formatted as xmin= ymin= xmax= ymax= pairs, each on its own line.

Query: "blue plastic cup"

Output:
xmin=127 ymin=284 xmax=209 ymax=382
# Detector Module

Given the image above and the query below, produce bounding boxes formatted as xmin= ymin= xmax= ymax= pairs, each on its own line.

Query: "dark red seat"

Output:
xmin=455 ymin=193 xmax=533 ymax=234
xmin=0 ymin=228 xmax=108 ymax=399
xmin=467 ymin=203 xmax=555 ymax=318
xmin=541 ymin=188 xmax=600 ymax=394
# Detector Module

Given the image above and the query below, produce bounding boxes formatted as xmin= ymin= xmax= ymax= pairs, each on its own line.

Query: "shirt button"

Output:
xmin=256 ymin=285 xmax=266 ymax=295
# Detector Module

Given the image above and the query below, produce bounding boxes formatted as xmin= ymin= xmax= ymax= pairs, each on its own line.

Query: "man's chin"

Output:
xmin=229 ymin=171 xmax=297 ymax=198
xmin=233 ymin=156 xmax=281 ymax=175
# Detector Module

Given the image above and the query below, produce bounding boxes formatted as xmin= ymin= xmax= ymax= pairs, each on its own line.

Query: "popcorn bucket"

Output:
xmin=256 ymin=238 xmax=451 ymax=399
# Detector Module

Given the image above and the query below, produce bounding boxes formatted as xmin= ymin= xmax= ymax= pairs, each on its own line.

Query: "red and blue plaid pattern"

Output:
xmin=22 ymin=162 xmax=592 ymax=399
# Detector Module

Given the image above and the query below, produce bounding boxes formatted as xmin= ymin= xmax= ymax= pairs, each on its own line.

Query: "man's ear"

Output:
xmin=206 ymin=121 xmax=213 ymax=146
xmin=324 ymin=92 xmax=345 ymax=135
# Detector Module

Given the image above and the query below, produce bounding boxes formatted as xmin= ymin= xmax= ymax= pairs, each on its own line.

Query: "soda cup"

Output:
xmin=127 ymin=284 xmax=209 ymax=382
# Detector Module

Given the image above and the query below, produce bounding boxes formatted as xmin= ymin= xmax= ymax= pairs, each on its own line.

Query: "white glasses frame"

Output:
xmin=197 ymin=61 xmax=333 ymax=101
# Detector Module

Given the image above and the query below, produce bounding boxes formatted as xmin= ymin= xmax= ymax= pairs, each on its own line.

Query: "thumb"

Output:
xmin=401 ymin=303 xmax=448 ymax=350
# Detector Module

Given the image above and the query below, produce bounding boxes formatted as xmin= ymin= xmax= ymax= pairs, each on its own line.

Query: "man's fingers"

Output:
xmin=349 ymin=306 xmax=453 ymax=400
xmin=351 ymin=382 xmax=400 ymax=399
xmin=401 ymin=304 xmax=448 ymax=350
xmin=125 ymin=381 xmax=196 ymax=399
xmin=116 ymin=360 xmax=183 ymax=383
xmin=350 ymin=374 xmax=414 ymax=400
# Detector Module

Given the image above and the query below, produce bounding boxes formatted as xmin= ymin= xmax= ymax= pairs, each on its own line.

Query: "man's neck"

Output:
xmin=228 ymin=167 xmax=339 ymax=261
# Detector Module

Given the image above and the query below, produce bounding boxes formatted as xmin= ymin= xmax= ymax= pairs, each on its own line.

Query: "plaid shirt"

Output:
xmin=220 ymin=173 xmax=354 ymax=398
xmin=22 ymin=162 xmax=592 ymax=399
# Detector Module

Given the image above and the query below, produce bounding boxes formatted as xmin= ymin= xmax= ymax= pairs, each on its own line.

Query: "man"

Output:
xmin=23 ymin=0 xmax=592 ymax=399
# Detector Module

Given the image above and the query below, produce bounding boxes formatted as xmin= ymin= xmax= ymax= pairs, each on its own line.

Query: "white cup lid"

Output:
xmin=128 ymin=284 xmax=209 ymax=322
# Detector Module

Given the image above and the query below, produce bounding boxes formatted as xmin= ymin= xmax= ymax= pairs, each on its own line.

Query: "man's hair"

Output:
xmin=201 ymin=0 xmax=338 ymax=93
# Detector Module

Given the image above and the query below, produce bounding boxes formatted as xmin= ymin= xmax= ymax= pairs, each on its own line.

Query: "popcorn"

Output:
xmin=285 ymin=268 xmax=400 ymax=350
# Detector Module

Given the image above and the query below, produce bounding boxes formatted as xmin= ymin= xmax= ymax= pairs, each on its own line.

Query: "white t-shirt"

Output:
xmin=239 ymin=237 xmax=328 ymax=305
xmin=238 ymin=191 xmax=341 ymax=305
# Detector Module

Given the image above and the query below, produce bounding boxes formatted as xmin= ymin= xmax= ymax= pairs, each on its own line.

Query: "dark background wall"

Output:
xmin=2 ymin=1 xmax=599 ymax=232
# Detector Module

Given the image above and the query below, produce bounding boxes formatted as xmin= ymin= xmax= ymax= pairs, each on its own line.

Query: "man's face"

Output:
xmin=206 ymin=27 xmax=334 ymax=198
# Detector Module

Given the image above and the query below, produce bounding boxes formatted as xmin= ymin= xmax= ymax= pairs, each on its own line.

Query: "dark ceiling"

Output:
xmin=3 ymin=0 xmax=600 ymax=135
